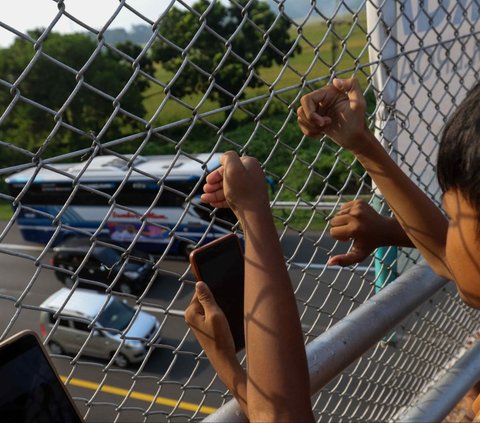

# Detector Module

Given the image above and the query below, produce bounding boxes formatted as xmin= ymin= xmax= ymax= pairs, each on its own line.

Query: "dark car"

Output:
xmin=51 ymin=238 xmax=155 ymax=294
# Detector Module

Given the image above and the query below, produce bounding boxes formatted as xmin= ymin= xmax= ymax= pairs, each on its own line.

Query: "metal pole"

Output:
xmin=397 ymin=341 xmax=480 ymax=423
xmin=306 ymin=262 xmax=446 ymax=393
xmin=366 ymin=0 xmax=400 ymax=293
xmin=204 ymin=262 xmax=448 ymax=422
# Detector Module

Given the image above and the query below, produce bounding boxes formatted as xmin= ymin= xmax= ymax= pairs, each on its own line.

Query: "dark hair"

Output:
xmin=437 ymin=82 xmax=480 ymax=216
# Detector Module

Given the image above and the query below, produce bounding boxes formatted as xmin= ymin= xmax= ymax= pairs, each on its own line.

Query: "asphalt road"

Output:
xmin=0 ymin=222 xmax=374 ymax=422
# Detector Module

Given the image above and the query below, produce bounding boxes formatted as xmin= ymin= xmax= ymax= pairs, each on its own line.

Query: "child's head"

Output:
xmin=437 ymin=82 xmax=480 ymax=219
xmin=437 ymin=81 xmax=480 ymax=307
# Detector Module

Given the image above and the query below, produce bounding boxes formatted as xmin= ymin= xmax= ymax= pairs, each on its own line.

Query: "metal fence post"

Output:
xmin=367 ymin=0 xmax=399 ymax=295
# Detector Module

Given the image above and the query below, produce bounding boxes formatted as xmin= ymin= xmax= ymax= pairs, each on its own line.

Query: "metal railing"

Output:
xmin=0 ymin=1 xmax=479 ymax=422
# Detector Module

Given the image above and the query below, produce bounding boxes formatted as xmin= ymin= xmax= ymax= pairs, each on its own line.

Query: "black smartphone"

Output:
xmin=0 ymin=330 xmax=83 ymax=423
xmin=189 ymin=233 xmax=245 ymax=352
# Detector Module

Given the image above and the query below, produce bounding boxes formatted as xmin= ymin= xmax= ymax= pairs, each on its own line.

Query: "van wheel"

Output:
xmin=49 ymin=341 xmax=65 ymax=355
xmin=114 ymin=353 xmax=130 ymax=368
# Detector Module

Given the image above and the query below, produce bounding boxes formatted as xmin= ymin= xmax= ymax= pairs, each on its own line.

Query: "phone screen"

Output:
xmin=0 ymin=331 xmax=83 ymax=423
xmin=190 ymin=234 xmax=245 ymax=351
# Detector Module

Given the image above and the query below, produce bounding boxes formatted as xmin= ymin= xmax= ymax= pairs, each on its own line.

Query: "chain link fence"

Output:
xmin=0 ymin=0 xmax=479 ymax=421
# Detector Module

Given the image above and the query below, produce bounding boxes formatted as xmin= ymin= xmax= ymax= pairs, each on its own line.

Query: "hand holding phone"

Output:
xmin=189 ymin=234 xmax=245 ymax=351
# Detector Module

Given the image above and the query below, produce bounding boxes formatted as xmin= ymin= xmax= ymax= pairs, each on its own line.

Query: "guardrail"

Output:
xmin=205 ymin=262 xmax=456 ymax=422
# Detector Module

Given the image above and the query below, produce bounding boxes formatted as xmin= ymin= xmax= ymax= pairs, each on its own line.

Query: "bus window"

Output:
xmin=116 ymin=181 xmax=200 ymax=207
xmin=9 ymin=179 xmax=202 ymax=208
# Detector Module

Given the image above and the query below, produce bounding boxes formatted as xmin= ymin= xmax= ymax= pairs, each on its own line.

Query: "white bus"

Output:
xmin=6 ymin=153 xmax=236 ymax=256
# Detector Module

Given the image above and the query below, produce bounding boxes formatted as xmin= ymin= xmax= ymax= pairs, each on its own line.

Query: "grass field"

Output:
xmin=143 ymin=13 xmax=370 ymax=127
xmin=0 ymin=202 xmax=12 ymax=220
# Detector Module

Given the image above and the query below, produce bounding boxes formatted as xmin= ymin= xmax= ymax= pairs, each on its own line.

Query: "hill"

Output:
xmin=266 ymin=0 xmax=365 ymax=19
xmin=95 ymin=0 xmax=365 ymax=46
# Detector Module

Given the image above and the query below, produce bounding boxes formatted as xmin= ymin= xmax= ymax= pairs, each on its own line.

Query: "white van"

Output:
xmin=39 ymin=288 xmax=160 ymax=367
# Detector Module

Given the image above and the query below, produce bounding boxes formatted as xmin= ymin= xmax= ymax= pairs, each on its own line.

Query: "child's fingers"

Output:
xmin=201 ymin=190 xmax=226 ymax=205
xmin=334 ymin=202 xmax=354 ymax=217
xmin=200 ymin=189 xmax=229 ymax=208
xmin=328 ymin=249 xmax=365 ymax=267
xmin=327 ymin=254 xmax=347 ymax=266
xmin=205 ymin=167 xmax=224 ymax=184
xmin=195 ymin=282 xmax=219 ymax=312
xmin=339 ymin=200 xmax=355 ymax=211
xmin=297 ymin=109 xmax=324 ymax=138
xmin=185 ymin=295 xmax=205 ymax=327
xmin=240 ymin=155 xmax=261 ymax=170
xmin=221 ymin=151 xmax=245 ymax=173
xmin=298 ymin=119 xmax=322 ymax=138
xmin=329 ymin=214 xmax=351 ymax=228
xmin=297 ymin=107 xmax=317 ymax=130
xmin=333 ymin=77 xmax=366 ymax=109
xmin=239 ymin=156 xmax=266 ymax=182
xmin=203 ymin=181 xmax=223 ymax=193
xmin=300 ymin=90 xmax=331 ymax=124
xmin=188 ymin=292 xmax=199 ymax=306
xmin=297 ymin=106 xmax=331 ymax=128
xmin=329 ymin=224 xmax=353 ymax=242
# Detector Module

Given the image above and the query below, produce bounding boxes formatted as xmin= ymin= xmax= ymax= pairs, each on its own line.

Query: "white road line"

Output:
xmin=0 ymin=243 xmax=46 ymax=252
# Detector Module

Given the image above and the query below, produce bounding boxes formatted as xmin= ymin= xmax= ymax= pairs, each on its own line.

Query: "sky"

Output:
xmin=0 ymin=0 xmax=345 ymax=48
xmin=0 ymin=0 xmax=197 ymax=47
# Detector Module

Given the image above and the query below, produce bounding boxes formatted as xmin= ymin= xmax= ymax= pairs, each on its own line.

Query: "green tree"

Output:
xmin=151 ymin=0 xmax=301 ymax=111
xmin=115 ymin=40 xmax=155 ymax=92
xmin=0 ymin=31 xmax=150 ymax=167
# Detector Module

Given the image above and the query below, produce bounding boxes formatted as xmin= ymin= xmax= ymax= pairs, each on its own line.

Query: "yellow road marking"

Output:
xmin=60 ymin=375 xmax=217 ymax=415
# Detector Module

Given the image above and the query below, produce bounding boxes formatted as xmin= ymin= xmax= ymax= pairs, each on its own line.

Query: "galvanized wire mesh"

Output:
xmin=0 ymin=0 xmax=479 ymax=422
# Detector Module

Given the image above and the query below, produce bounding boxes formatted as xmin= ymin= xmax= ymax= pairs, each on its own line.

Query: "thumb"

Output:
xmin=333 ymin=77 xmax=364 ymax=105
xmin=195 ymin=282 xmax=216 ymax=309
xmin=221 ymin=151 xmax=245 ymax=176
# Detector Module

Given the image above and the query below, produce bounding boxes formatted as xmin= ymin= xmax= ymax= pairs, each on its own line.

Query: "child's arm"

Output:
xmin=202 ymin=152 xmax=314 ymax=423
xmin=185 ymin=282 xmax=248 ymax=417
xmin=328 ymin=200 xmax=414 ymax=266
xmin=298 ymin=78 xmax=451 ymax=279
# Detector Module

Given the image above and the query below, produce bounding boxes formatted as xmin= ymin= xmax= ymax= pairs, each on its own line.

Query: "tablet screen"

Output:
xmin=0 ymin=332 xmax=83 ymax=423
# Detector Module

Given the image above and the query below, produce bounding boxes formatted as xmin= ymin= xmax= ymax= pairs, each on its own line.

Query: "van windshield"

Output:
xmin=98 ymin=299 xmax=135 ymax=331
